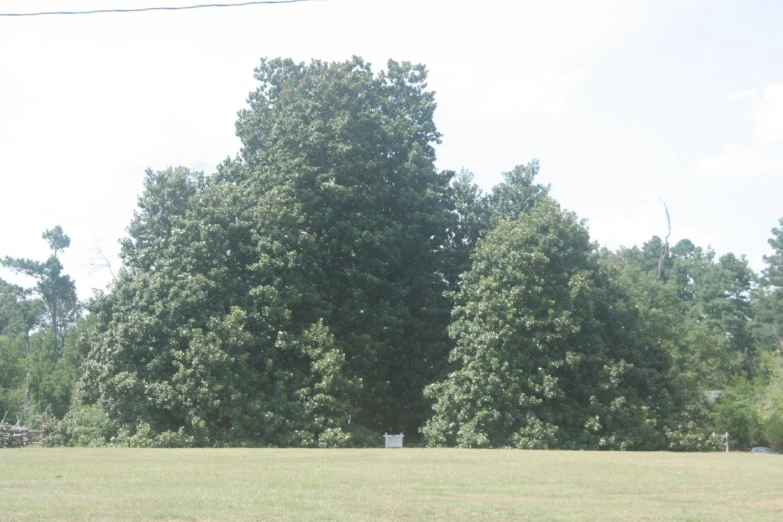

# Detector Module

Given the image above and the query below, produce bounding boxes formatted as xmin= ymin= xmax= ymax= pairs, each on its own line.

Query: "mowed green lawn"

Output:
xmin=1 ymin=448 xmax=781 ymax=521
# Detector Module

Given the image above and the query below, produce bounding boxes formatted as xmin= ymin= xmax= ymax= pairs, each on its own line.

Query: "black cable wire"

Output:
xmin=0 ymin=0 xmax=319 ymax=17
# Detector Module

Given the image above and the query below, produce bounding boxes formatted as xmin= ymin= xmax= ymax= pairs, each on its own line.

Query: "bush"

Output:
xmin=40 ymin=404 xmax=116 ymax=447
xmin=665 ymin=420 xmax=723 ymax=452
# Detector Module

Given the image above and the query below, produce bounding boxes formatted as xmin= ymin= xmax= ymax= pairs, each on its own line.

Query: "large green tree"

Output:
xmin=81 ymin=167 xmax=361 ymax=446
xmin=234 ymin=57 xmax=454 ymax=435
xmin=423 ymin=198 xmax=699 ymax=450
xmin=2 ymin=226 xmax=79 ymax=344
xmin=80 ymin=57 xmax=455 ymax=445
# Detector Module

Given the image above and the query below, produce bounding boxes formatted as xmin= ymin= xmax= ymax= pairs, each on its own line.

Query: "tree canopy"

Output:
xmin=6 ymin=56 xmax=778 ymax=452
xmin=422 ymin=198 xmax=687 ymax=449
xmin=1 ymin=228 xmax=81 ymax=423
xmin=76 ymin=58 xmax=454 ymax=446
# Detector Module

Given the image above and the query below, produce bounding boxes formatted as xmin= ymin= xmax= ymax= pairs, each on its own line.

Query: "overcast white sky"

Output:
xmin=1 ymin=0 xmax=782 ymax=298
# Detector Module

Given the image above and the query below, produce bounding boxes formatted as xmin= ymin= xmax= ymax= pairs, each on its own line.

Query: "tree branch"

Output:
xmin=650 ymin=198 xmax=671 ymax=305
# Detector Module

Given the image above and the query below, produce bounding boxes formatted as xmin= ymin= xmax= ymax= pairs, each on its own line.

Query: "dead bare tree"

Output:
xmin=88 ymin=238 xmax=118 ymax=282
xmin=650 ymin=198 xmax=671 ymax=305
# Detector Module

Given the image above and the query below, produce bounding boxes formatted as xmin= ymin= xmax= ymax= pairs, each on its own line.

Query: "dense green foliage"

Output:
xmin=611 ymin=218 xmax=783 ymax=451
xmin=615 ymin=238 xmax=756 ymax=391
xmin=2 ymin=57 xmax=780 ymax=450
xmin=1 ymin=230 xmax=84 ymax=424
xmin=70 ymin=58 xmax=453 ymax=447
xmin=423 ymin=199 xmax=694 ymax=450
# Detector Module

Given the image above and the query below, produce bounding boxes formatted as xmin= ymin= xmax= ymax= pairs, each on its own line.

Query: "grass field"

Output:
xmin=1 ymin=448 xmax=781 ymax=521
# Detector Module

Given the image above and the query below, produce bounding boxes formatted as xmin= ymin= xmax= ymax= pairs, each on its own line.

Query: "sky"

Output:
xmin=1 ymin=0 xmax=782 ymax=299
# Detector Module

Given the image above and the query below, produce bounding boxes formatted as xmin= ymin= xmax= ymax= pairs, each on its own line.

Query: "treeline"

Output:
xmin=1 ymin=57 xmax=782 ymax=450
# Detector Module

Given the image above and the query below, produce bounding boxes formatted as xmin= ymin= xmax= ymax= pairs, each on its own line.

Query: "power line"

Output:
xmin=0 ymin=0 xmax=319 ymax=17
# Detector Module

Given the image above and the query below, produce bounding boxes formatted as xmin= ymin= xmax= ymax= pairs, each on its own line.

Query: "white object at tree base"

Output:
xmin=720 ymin=432 xmax=729 ymax=452
xmin=384 ymin=433 xmax=404 ymax=448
